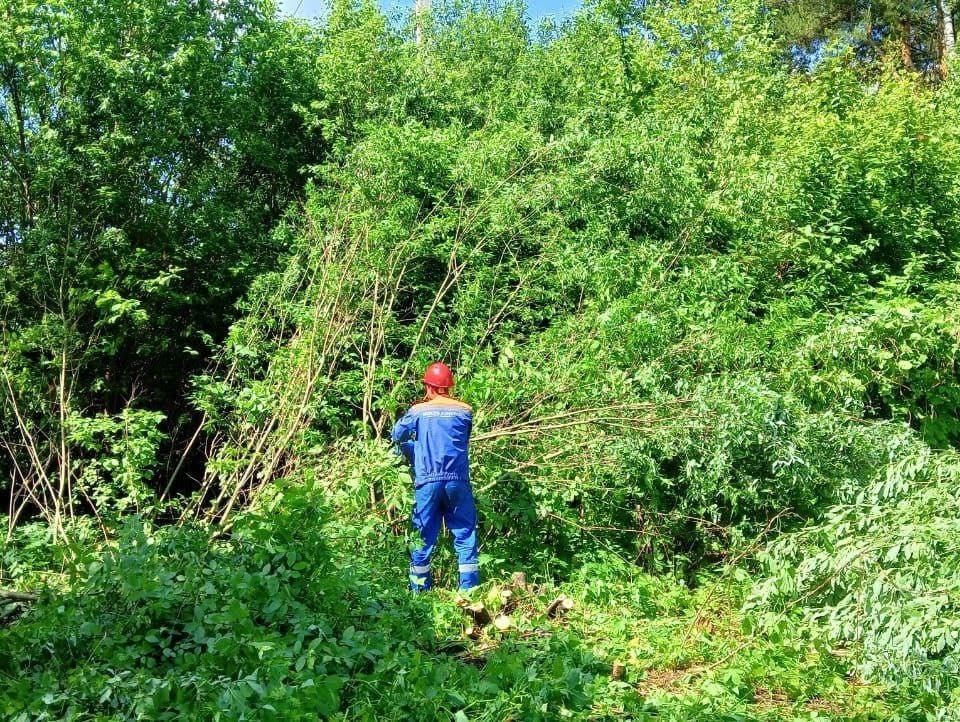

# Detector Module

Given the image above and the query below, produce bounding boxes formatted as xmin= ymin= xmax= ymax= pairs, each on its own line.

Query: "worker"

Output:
xmin=392 ymin=362 xmax=480 ymax=591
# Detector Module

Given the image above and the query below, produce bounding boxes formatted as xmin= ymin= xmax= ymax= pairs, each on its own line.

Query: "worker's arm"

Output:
xmin=391 ymin=410 xmax=417 ymax=465
xmin=391 ymin=409 xmax=416 ymax=443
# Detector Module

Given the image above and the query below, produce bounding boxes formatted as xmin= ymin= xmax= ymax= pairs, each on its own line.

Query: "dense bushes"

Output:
xmin=3 ymin=0 xmax=960 ymax=718
xmin=185 ymin=2 xmax=960 ymax=713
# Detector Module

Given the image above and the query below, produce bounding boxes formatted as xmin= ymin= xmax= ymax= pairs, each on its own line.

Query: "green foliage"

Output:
xmin=0 ymin=498 xmax=894 ymax=721
xmin=749 ymin=438 xmax=960 ymax=716
xmin=783 ymin=273 xmax=960 ymax=446
xmin=0 ymin=0 xmax=334 ymax=498
xmin=67 ymin=409 xmax=167 ymax=515
xmin=3 ymin=0 xmax=960 ymax=718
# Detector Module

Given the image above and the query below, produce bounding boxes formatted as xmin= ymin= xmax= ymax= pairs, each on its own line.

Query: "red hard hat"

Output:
xmin=423 ymin=361 xmax=454 ymax=389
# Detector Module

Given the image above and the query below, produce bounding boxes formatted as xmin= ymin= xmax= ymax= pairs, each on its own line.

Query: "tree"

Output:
xmin=0 ymin=0 xmax=326 ymax=521
xmin=769 ymin=0 xmax=957 ymax=77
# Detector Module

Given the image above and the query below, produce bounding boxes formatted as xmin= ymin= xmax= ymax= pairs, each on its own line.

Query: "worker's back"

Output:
xmin=392 ymin=395 xmax=472 ymax=486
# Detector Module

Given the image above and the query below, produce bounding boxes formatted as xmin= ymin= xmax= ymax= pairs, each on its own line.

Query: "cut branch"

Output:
xmin=0 ymin=588 xmax=38 ymax=602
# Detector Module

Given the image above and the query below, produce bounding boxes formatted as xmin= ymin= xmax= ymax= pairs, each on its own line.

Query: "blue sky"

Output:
xmin=277 ymin=0 xmax=581 ymax=25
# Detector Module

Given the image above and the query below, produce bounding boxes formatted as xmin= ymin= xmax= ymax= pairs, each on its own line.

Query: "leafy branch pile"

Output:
xmin=2 ymin=0 xmax=960 ymax=719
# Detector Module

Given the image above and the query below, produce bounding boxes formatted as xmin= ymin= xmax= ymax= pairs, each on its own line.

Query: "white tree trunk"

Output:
xmin=943 ymin=0 xmax=956 ymax=56
xmin=414 ymin=0 xmax=430 ymax=45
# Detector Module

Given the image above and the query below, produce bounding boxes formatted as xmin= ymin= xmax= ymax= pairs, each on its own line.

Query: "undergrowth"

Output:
xmin=0 ymin=481 xmax=899 ymax=721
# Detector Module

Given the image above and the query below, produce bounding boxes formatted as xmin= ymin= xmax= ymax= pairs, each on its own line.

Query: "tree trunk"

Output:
xmin=6 ymin=68 xmax=34 ymax=228
xmin=939 ymin=0 xmax=956 ymax=77
xmin=900 ymin=19 xmax=913 ymax=70
xmin=0 ymin=589 xmax=38 ymax=602
xmin=414 ymin=0 xmax=429 ymax=45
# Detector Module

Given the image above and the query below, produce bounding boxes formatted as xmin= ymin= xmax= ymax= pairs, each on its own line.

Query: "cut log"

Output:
xmin=510 ymin=571 xmax=527 ymax=589
xmin=611 ymin=661 xmax=626 ymax=680
xmin=499 ymin=588 xmax=517 ymax=613
xmin=493 ymin=614 xmax=514 ymax=631
xmin=545 ymin=594 xmax=574 ymax=618
xmin=464 ymin=625 xmax=482 ymax=640
xmin=0 ymin=589 xmax=38 ymax=602
xmin=460 ymin=601 xmax=491 ymax=627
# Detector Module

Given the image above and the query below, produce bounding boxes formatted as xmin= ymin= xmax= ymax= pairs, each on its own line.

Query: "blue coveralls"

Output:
xmin=392 ymin=396 xmax=480 ymax=591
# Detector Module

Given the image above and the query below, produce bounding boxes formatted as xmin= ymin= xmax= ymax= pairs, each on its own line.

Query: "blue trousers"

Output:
xmin=409 ymin=479 xmax=480 ymax=591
